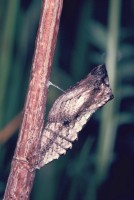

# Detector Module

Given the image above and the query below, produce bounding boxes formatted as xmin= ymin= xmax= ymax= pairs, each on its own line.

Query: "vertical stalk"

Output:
xmin=89 ymin=1 xmax=121 ymax=200
xmin=4 ymin=0 xmax=63 ymax=199
xmin=96 ymin=0 xmax=121 ymax=184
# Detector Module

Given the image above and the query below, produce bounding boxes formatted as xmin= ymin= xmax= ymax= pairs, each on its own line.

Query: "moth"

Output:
xmin=36 ymin=64 xmax=114 ymax=169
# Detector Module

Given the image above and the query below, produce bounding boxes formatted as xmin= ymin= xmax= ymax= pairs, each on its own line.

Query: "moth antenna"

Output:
xmin=47 ymin=81 xmax=65 ymax=93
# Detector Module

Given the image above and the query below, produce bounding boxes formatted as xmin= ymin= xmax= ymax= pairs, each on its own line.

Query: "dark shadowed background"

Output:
xmin=0 ymin=0 xmax=134 ymax=200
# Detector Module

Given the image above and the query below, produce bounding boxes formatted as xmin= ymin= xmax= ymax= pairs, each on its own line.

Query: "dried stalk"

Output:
xmin=4 ymin=0 xmax=63 ymax=199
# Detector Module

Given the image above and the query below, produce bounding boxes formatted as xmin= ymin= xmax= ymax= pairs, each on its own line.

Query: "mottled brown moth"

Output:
xmin=35 ymin=64 xmax=113 ymax=169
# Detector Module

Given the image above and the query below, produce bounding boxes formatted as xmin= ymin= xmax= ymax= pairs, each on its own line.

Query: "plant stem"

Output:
xmin=4 ymin=0 xmax=63 ymax=199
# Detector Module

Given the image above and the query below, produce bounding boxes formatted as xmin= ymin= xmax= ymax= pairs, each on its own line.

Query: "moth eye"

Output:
xmin=63 ymin=119 xmax=70 ymax=126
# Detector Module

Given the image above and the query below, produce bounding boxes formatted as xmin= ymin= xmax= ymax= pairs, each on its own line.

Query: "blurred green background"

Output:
xmin=0 ymin=0 xmax=134 ymax=199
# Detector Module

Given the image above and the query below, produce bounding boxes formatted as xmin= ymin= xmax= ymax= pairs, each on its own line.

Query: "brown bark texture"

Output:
xmin=3 ymin=0 xmax=63 ymax=199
